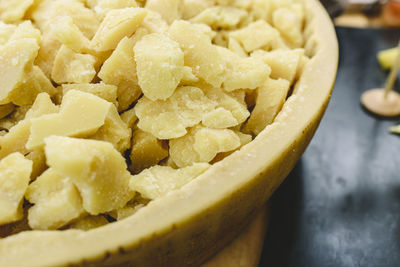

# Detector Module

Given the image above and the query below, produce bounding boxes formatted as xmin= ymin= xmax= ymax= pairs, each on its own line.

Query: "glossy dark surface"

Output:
xmin=260 ymin=27 xmax=400 ymax=267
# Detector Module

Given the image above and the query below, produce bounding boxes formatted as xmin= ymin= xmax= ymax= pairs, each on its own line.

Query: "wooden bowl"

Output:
xmin=0 ymin=0 xmax=338 ymax=266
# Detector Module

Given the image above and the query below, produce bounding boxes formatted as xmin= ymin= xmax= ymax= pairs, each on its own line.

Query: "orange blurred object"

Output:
xmin=383 ymin=0 xmax=400 ymax=26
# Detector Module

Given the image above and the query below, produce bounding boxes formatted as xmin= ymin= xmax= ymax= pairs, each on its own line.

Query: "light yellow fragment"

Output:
xmin=51 ymin=45 xmax=97 ymax=84
xmin=273 ymin=7 xmax=303 ymax=48
xmin=218 ymin=46 xmax=270 ymax=91
xmin=0 ymin=153 xmax=32 ymax=225
xmin=180 ymin=66 xmax=199 ymax=84
xmin=9 ymin=21 xmax=41 ymax=45
xmin=0 ymin=38 xmax=39 ymax=105
xmin=390 ymin=125 xmax=400 ymax=134
xmin=90 ymin=0 xmax=138 ymax=20
xmin=169 ymin=20 xmax=226 ymax=88
xmin=0 ymin=22 xmax=16 ymax=45
xmin=0 ymin=0 xmax=34 ymax=23
xmin=170 ymin=126 xmax=241 ymax=167
xmin=27 ymin=90 xmax=111 ymax=150
xmin=62 ymin=83 xmax=118 ymax=107
xmin=134 ymin=86 xmax=216 ymax=139
xmin=120 ymin=108 xmax=137 ymax=129
xmin=182 ymin=0 xmax=214 ymax=20
xmin=202 ymin=107 xmax=238 ymax=129
xmin=130 ymin=163 xmax=210 ymax=199
xmin=89 ymin=105 xmax=132 ymax=152
xmin=44 ymin=136 xmax=134 ymax=215
xmin=9 ymin=66 xmax=56 ymax=106
xmin=244 ymin=78 xmax=290 ymax=135
xmin=251 ymin=49 xmax=304 ymax=84
xmin=31 ymin=0 xmax=99 ymax=39
xmin=203 ymin=86 xmax=250 ymax=125
xmin=25 ymin=168 xmax=84 ymax=230
xmin=145 ymin=0 xmax=182 ymax=24
xmin=230 ymin=20 xmax=280 ymax=52
xmin=90 ymin=7 xmax=147 ymax=51
xmin=134 ymin=33 xmax=184 ymax=101
xmin=190 ymin=6 xmax=247 ymax=28
xmin=51 ymin=16 xmax=90 ymax=53
xmin=98 ymin=37 xmax=142 ymax=111
xmin=0 ymin=93 xmax=58 ymax=159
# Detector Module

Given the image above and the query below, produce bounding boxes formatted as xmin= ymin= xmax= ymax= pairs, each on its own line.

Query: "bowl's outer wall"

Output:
xmin=0 ymin=0 xmax=338 ymax=266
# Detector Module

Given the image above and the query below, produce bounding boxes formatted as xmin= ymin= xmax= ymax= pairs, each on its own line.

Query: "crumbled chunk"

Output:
xmin=244 ymin=78 xmax=290 ymax=135
xmin=145 ymin=0 xmax=182 ymax=24
xmin=251 ymin=49 xmax=303 ymax=84
xmin=120 ymin=108 xmax=137 ymax=129
xmin=191 ymin=6 xmax=247 ymax=29
xmin=230 ymin=20 xmax=280 ymax=52
xmin=130 ymin=129 xmax=168 ymax=173
xmin=34 ymin=28 xmax=62 ymax=78
xmin=27 ymin=90 xmax=111 ymax=149
xmin=44 ymin=136 xmax=134 ymax=215
xmin=9 ymin=66 xmax=56 ymax=106
xmin=0 ymin=93 xmax=58 ymax=159
xmin=31 ymin=0 xmax=99 ymax=39
xmin=0 ymin=22 xmax=16 ymax=45
xmin=180 ymin=66 xmax=199 ymax=85
xmin=0 ymin=38 xmax=39 ymax=105
xmin=51 ymin=45 xmax=97 ymax=84
xmin=89 ymin=0 xmax=138 ymax=20
xmin=98 ymin=37 xmax=142 ymax=111
xmin=273 ymin=7 xmax=303 ymax=48
xmin=25 ymin=168 xmax=84 ymax=230
xmin=51 ymin=16 xmax=90 ymax=53
xmin=90 ymin=105 xmax=132 ymax=152
xmin=25 ymin=149 xmax=47 ymax=180
xmin=135 ymin=86 xmax=216 ymax=139
xmin=62 ymin=83 xmax=118 ymax=107
xmin=9 ymin=21 xmax=41 ymax=45
xmin=203 ymin=86 xmax=250 ymax=125
xmin=134 ymin=33 xmax=184 ymax=101
xmin=182 ymin=0 xmax=214 ymax=20
xmin=0 ymin=153 xmax=32 ymax=225
xmin=90 ymin=7 xmax=147 ymax=51
xmin=0 ymin=0 xmax=34 ymax=23
xmin=169 ymin=20 xmax=226 ymax=88
xmin=228 ymin=37 xmax=247 ymax=57
xmin=218 ymin=46 xmax=270 ymax=91
xmin=169 ymin=126 xmax=241 ymax=167
xmin=140 ymin=10 xmax=168 ymax=34
xmin=202 ymin=107 xmax=238 ymax=129
xmin=130 ymin=163 xmax=209 ymax=199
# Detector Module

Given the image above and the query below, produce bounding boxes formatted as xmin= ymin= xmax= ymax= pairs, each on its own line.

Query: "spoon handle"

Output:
xmin=384 ymin=40 xmax=400 ymax=98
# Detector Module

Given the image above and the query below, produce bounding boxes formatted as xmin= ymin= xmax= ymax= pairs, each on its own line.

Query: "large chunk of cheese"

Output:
xmin=169 ymin=20 xmax=226 ymax=87
xmin=44 ymin=136 xmax=134 ymax=215
xmin=27 ymin=90 xmax=111 ymax=149
xmin=0 ymin=38 xmax=39 ymax=105
xmin=98 ymin=37 xmax=142 ymax=111
xmin=134 ymin=33 xmax=184 ymax=101
xmin=169 ymin=126 xmax=241 ymax=167
xmin=0 ymin=153 xmax=32 ymax=225
xmin=135 ymin=86 xmax=216 ymax=139
xmin=130 ymin=163 xmax=209 ymax=199
xmin=25 ymin=168 xmax=84 ymax=230
xmin=90 ymin=7 xmax=147 ymax=51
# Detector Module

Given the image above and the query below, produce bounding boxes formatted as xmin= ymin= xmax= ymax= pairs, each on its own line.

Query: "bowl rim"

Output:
xmin=0 ymin=0 xmax=339 ymax=266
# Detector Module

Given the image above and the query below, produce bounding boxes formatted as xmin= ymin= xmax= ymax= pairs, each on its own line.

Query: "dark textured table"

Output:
xmin=260 ymin=27 xmax=400 ymax=267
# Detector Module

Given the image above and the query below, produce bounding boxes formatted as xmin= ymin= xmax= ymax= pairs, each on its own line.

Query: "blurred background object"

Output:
xmin=321 ymin=0 xmax=400 ymax=27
